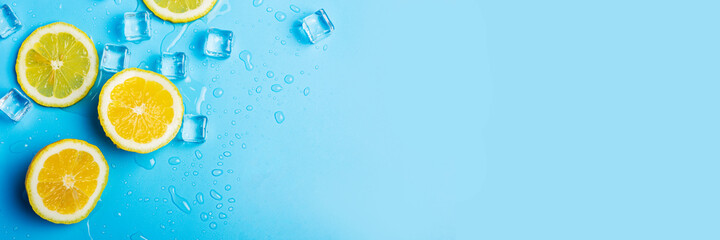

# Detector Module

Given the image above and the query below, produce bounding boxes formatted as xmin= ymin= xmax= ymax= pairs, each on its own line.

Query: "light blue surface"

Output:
xmin=0 ymin=0 xmax=716 ymax=239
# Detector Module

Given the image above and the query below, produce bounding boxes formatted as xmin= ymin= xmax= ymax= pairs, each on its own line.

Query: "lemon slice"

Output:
xmin=16 ymin=22 xmax=98 ymax=107
xmin=144 ymin=0 xmax=217 ymax=23
xmin=98 ymin=68 xmax=184 ymax=153
xmin=25 ymin=139 xmax=108 ymax=224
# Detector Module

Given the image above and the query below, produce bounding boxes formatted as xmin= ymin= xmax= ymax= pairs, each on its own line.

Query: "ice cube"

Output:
xmin=0 ymin=88 xmax=31 ymax=122
xmin=179 ymin=114 xmax=207 ymax=143
xmin=123 ymin=11 xmax=151 ymax=42
xmin=0 ymin=4 xmax=21 ymax=39
xmin=203 ymin=28 xmax=233 ymax=58
xmin=101 ymin=44 xmax=129 ymax=73
xmin=157 ymin=52 xmax=186 ymax=80
xmin=301 ymin=9 xmax=334 ymax=43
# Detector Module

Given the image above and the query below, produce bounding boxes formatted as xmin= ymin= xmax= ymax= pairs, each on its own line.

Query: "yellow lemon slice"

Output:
xmin=16 ymin=22 xmax=98 ymax=107
xmin=25 ymin=139 xmax=108 ymax=224
xmin=98 ymin=68 xmax=184 ymax=153
xmin=144 ymin=0 xmax=218 ymax=23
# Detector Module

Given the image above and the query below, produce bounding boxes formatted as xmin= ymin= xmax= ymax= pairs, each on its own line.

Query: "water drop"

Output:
xmin=284 ymin=75 xmax=294 ymax=84
xmin=223 ymin=151 xmax=231 ymax=157
xmin=323 ymin=44 xmax=328 ymax=51
xmin=228 ymin=198 xmax=236 ymax=203
xmin=213 ymin=88 xmax=224 ymax=98
xmin=266 ymin=7 xmax=273 ymax=12
xmin=212 ymin=169 xmax=224 ymax=176
xmin=216 ymin=203 xmax=223 ymax=209
xmin=274 ymin=11 xmax=286 ymax=22
xmin=219 ymin=212 xmax=227 ymax=219
xmin=274 ymin=111 xmax=285 ymax=124
xmin=271 ymin=84 xmax=283 ymax=92
xmin=246 ymin=105 xmax=253 ymax=111
xmin=195 ymin=150 xmax=203 ymax=159
xmin=209 ymin=222 xmax=217 ymax=229
xmin=168 ymin=186 xmax=191 ymax=214
xmin=210 ymin=189 xmax=223 ymax=200
xmin=266 ymin=71 xmax=274 ymax=78
xmin=225 ymin=184 xmax=231 ymax=191
xmin=135 ymin=157 xmax=156 ymax=170
xmin=235 ymin=133 xmax=241 ymax=139
xmin=168 ymin=157 xmax=181 ymax=165
xmin=196 ymin=192 xmax=204 ymax=204
xmin=289 ymin=4 xmax=300 ymax=13
xmin=252 ymin=0 xmax=263 ymax=7
xmin=303 ymin=87 xmax=310 ymax=96
xmin=200 ymin=212 xmax=209 ymax=221
xmin=255 ymin=86 xmax=262 ymax=93
xmin=238 ymin=50 xmax=254 ymax=71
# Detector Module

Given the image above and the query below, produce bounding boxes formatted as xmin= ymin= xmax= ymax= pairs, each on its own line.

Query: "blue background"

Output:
xmin=0 ymin=0 xmax=717 ymax=239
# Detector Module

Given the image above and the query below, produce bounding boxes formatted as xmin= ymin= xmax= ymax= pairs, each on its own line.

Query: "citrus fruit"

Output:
xmin=25 ymin=139 xmax=108 ymax=224
xmin=143 ymin=0 xmax=218 ymax=23
xmin=98 ymin=68 xmax=184 ymax=153
xmin=16 ymin=22 xmax=98 ymax=107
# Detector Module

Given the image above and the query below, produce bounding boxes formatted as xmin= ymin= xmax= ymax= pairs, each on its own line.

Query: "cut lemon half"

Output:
xmin=144 ymin=0 xmax=217 ymax=23
xmin=98 ymin=68 xmax=184 ymax=153
xmin=16 ymin=22 xmax=98 ymax=107
xmin=25 ymin=139 xmax=108 ymax=224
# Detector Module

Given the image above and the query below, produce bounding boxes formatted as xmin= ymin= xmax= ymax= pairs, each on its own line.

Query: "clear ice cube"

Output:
xmin=0 ymin=4 xmax=21 ymax=39
xmin=123 ymin=11 xmax=151 ymax=42
xmin=0 ymin=88 xmax=31 ymax=122
xmin=203 ymin=28 xmax=233 ymax=58
xmin=179 ymin=114 xmax=207 ymax=143
xmin=101 ymin=44 xmax=129 ymax=73
xmin=301 ymin=9 xmax=334 ymax=43
xmin=157 ymin=52 xmax=186 ymax=80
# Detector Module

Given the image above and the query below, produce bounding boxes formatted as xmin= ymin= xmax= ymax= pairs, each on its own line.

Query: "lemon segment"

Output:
xmin=16 ymin=22 xmax=98 ymax=107
xmin=143 ymin=0 xmax=217 ymax=23
xmin=25 ymin=139 xmax=108 ymax=224
xmin=98 ymin=68 xmax=184 ymax=153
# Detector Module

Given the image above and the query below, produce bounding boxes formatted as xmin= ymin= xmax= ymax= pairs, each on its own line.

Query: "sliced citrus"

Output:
xmin=98 ymin=68 xmax=184 ymax=153
xmin=25 ymin=139 xmax=108 ymax=224
xmin=16 ymin=22 xmax=98 ymax=107
xmin=144 ymin=0 xmax=218 ymax=23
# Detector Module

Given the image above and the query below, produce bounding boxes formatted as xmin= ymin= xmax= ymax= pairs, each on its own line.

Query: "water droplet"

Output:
xmin=225 ymin=184 xmax=231 ymax=191
xmin=223 ymin=151 xmax=232 ymax=157
xmin=323 ymin=44 xmax=328 ymax=51
xmin=246 ymin=105 xmax=253 ymax=111
xmin=209 ymin=222 xmax=217 ymax=229
xmin=130 ymin=232 xmax=148 ymax=240
xmin=213 ymin=88 xmax=224 ymax=98
xmin=241 ymin=143 xmax=247 ymax=149
xmin=271 ymin=84 xmax=283 ymax=92
xmin=193 ymin=171 xmax=199 ymax=176
xmin=228 ymin=198 xmax=236 ymax=203
xmin=266 ymin=7 xmax=273 ymax=12
xmin=216 ymin=203 xmax=223 ymax=209
xmin=168 ymin=186 xmax=191 ymax=214
xmin=195 ymin=150 xmax=203 ymax=159
xmin=266 ymin=71 xmax=275 ymax=78
xmin=196 ymin=192 xmax=204 ymax=204
xmin=303 ymin=87 xmax=310 ymax=96
xmin=274 ymin=111 xmax=285 ymax=124
xmin=255 ymin=86 xmax=262 ymax=93
xmin=200 ymin=212 xmax=209 ymax=221
xmin=212 ymin=169 xmax=224 ymax=176
xmin=235 ymin=133 xmax=241 ymax=139
xmin=289 ymin=4 xmax=300 ymax=13
xmin=274 ymin=11 xmax=286 ymax=22
xmin=315 ymin=65 xmax=319 ymax=70
xmin=284 ymin=75 xmax=294 ymax=84
xmin=219 ymin=212 xmax=227 ymax=219
xmin=135 ymin=157 xmax=156 ymax=170
xmin=168 ymin=157 xmax=181 ymax=165
xmin=252 ymin=0 xmax=263 ymax=7
xmin=210 ymin=189 xmax=223 ymax=200
xmin=238 ymin=50 xmax=254 ymax=71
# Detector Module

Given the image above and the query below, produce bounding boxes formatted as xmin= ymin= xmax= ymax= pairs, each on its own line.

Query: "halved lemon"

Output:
xmin=16 ymin=22 xmax=98 ymax=107
xmin=25 ymin=139 xmax=108 ymax=224
xmin=144 ymin=0 xmax=218 ymax=23
xmin=98 ymin=68 xmax=184 ymax=153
